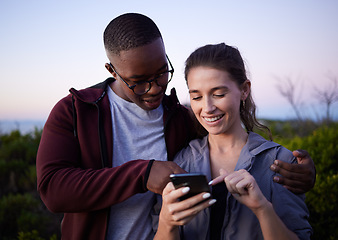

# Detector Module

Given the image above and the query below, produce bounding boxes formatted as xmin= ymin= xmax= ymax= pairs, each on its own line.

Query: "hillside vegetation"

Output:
xmin=0 ymin=121 xmax=337 ymax=239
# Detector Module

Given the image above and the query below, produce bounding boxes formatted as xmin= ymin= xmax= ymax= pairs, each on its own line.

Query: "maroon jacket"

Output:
xmin=36 ymin=78 xmax=198 ymax=239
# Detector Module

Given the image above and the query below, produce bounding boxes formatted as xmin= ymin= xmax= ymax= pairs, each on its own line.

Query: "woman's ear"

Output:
xmin=241 ymin=79 xmax=251 ymax=100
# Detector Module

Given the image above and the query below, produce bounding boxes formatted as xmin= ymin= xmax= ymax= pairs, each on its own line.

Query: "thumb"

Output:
xmin=162 ymin=182 xmax=175 ymax=196
xmin=293 ymin=150 xmax=311 ymax=164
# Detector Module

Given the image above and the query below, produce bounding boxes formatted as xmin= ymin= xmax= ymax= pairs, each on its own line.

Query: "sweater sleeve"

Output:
xmin=36 ymin=96 xmax=151 ymax=213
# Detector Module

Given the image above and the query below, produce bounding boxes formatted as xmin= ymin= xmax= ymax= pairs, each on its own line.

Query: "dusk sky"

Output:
xmin=1 ymin=0 xmax=338 ymax=122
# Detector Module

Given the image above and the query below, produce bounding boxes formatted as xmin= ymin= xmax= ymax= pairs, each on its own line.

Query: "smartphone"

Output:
xmin=170 ymin=173 xmax=211 ymax=201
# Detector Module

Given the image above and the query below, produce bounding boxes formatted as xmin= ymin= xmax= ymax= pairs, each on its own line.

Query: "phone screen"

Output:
xmin=170 ymin=173 xmax=210 ymax=201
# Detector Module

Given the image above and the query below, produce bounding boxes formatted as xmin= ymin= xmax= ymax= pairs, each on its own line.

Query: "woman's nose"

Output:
xmin=203 ymin=98 xmax=216 ymax=113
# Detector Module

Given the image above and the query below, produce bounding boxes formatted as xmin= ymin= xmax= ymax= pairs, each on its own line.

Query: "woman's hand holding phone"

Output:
xmin=160 ymin=181 xmax=216 ymax=225
xmin=155 ymin=173 xmax=216 ymax=240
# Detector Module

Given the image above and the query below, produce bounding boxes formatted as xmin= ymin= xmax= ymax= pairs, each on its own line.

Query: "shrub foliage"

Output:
xmin=0 ymin=122 xmax=337 ymax=239
xmin=0 ymin=129 xmax=61 ymax=240
xmin=274 ymin=122 xmax=338 ymax=240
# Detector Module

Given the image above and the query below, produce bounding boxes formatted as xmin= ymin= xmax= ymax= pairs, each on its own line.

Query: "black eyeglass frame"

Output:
xmin=109 ymin=55 xmax=174 ymax=95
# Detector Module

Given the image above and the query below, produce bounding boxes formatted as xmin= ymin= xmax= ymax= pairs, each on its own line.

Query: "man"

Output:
xmin=36 ymin=13 xmax=315 ymax=239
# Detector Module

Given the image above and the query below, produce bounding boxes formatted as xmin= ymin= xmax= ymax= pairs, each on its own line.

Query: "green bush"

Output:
xmin=0 ymin=128 xmax=61 ymax=240
xmin=17 ymin=230 xmax=44 ymax=240
xmin=17 ymin=230 xmax=57 ymax=240
xmin=0 ymin=193 xmax=47 ymax=239
xmin=0 ymin=122 xmax=337 ymax=239
xmin=0 ymin=129 xmax=41 ymax=165
xmin=274 ymin=123 xmax=338 ymax=239
xmin=0 ymin=129 xmax=41 ymax=196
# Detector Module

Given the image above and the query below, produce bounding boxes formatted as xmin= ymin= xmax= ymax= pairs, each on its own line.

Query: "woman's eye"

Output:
xmin=214 ymin=94 xmax=225 ymax=98
xmin=191 ymin=96 xmax=202 ymax=100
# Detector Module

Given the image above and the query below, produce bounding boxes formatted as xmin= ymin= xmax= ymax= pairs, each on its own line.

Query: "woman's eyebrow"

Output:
xmin=212 ymin=86 xmax=229 ymax=91
xmin=189 ymin=86 xmax=229 ymax=93
xmin=188 ymin=89 xmax=199 ymax=94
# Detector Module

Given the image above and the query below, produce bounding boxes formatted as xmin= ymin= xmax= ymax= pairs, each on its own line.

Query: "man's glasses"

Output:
xmin=109 ymin=55 xmax=174 ymax=95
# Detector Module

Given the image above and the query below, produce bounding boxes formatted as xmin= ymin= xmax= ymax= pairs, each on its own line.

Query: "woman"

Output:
xmin=154 ymin=43 xmax=312 ymax=239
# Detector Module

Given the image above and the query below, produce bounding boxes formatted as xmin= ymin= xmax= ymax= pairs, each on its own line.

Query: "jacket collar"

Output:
xmin=236 ymin=132 xmax=280 ymax=171
xmin=69 ymin=78 xmax=114 ymax=104
xmin=246 ymin=132 xmax=280 ymax=155
xmin=196 ymin=132 xmax=281 ymax=172
xmin=69 ymin=77 xmax=181 ymax=111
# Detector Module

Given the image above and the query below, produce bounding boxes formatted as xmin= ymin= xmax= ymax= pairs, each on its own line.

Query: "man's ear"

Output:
xmin=105 ymin=63 xmax=114 ymax=74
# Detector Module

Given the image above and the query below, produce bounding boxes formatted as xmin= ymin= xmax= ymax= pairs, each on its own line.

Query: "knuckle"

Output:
xmin=172 ymin=215 xmax=179 ymax=222
xmin=191 ymin=207 xmax=199 ymax=215
xmin=177 ymin=220 xmax=186 ymax=226
xmin=185 ymin=200 xmax=195 ymax=209
xmin=168 ymin=207 xmax=175 ymax=215
xmin=273 ymin=166 xmax=280 ymax=172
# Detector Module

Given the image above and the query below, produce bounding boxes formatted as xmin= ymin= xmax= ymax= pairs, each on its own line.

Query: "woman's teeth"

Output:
xmin=204 ymin=115 xmax=223 ymax=122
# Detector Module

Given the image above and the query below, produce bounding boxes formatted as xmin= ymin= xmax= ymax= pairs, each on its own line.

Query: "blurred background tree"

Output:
xmin=313 ymin=74 xmax=338 ymax=124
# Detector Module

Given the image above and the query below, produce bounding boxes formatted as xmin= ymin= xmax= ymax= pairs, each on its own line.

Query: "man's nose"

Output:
xmin=147 ymin=80 xmax=162 ymax=95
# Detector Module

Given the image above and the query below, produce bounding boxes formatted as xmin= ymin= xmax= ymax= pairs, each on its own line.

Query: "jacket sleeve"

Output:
xmin=272 ymin=147 xmax=312 ymax=239
xmin=36 ymin=96 xmax=151 ymax=213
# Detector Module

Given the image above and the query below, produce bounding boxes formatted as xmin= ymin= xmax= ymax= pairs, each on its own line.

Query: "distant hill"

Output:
xmin=0 ymin=120 xmax=45 ymax=134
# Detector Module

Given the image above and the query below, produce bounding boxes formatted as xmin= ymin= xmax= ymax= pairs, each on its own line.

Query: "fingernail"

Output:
xmin=274 ymin=160 xmax=279 ymax=165
xmin=209 ymin=199 xmax=217 ymax=205
xmin=270 ymin=165 xmax=276 ymax=171
xmin=182 ymin=187 xmax=190 ymax=193
xmin=208 ymin=180 xmax=213 ymax=185
xmin=203 ymin=193 xmax=211 ymax=199
xmin=273 ymin=176 xmax=280 ymax=182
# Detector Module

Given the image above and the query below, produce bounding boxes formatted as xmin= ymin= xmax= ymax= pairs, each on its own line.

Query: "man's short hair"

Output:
xmin=104 ymin=13 xmax=162 ymax=55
